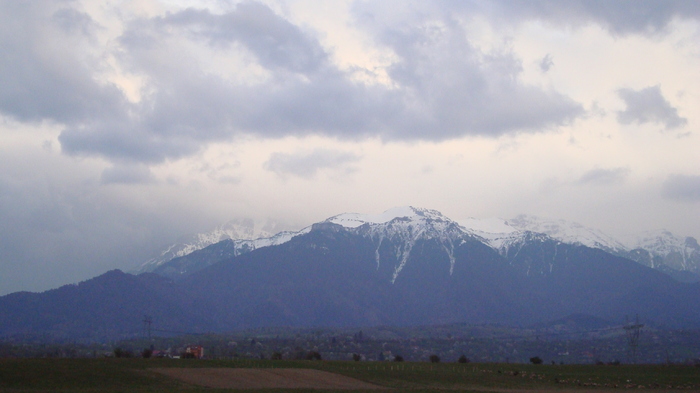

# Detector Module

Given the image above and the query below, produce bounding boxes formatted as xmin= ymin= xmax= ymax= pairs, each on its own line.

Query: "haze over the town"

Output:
xmin=0 ymin=0 xmax=699 ymax=296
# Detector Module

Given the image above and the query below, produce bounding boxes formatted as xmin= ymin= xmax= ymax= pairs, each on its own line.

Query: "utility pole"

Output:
xmin=143 ymin=315 xmax=152 ymax=340
xmin=624 ymin=315 xmax=643 ymax=364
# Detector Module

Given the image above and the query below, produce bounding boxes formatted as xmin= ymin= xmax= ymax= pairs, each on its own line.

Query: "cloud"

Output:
xmin=264 ymin=149 xmax=361 ymax=178
xmin=578 ymin=167 xmax=630 ymax=185
xmin=351 ymin=2 xmax=584 ymax=139
xmin=0 ymin=1 xmax=127 ymax=124
xmin=0 ymin=1 xmax=583 ymax=166
xmin=100 ymin=164 xmax=155 ymax=185
xmin=0 ymin=158 xmax=161 ymax=294
xmin=539 ymin=54 xmax=554 ymax=72
xmin=617 ymin=85 xmax=688 ymax=129
xmin=662 ymin=174 xmax=700 ymax=202
xmin=486 ymin=0 xmax=700 ymax=36
xmin=160 ymin=3 xmax=329 ymax=74
xmin=12 ymin=1 xmax=697 ymax=168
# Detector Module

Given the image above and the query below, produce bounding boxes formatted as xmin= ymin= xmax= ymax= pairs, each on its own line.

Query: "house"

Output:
xmin=185 ymin=345 xmax=204 ymax=359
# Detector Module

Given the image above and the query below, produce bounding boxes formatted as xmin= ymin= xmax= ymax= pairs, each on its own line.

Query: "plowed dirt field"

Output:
xmin=151 ymin=367 xmax=386 ymax=390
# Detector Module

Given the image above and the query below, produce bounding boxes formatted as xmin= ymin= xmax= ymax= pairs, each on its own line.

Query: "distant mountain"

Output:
xmin=141 ymin=210 xmax=700 ymax=283
xmin=148 ymin=228 xmax=309 ymax=280
xmin=458 ymin=215 xmax=700 ymax=282
xmin=623 ymin=231 xmax=700 ymax=280
xmin=0 ymin=271 xmax=214 ymax=341
xmin=135 ymin=218 xmax=283 ymax=275
xmin=2 ymin=206 xmax=699 ymax=341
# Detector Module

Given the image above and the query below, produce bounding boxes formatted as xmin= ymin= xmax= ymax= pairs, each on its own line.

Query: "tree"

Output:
xmin=458 ymin=354 xmax=470 ymax=364
xmin=529 ymin=356 xmax=543 ymax=365
xmin=429 ymin=354 xmax=440 ymax=363
xmin=394 ymin=355 xmax=404 ymax=362
xmin=141 ymin=348 xmax=153 ymax=358
xmin=306 ymin=350 xmax=322 ymax=360
xmin=271 ymin=352 xmax=282 ymax=360
xmin=352 ymin=353 xmax=361 ymax=361
xmin=113 ymin=348 xmax=133 ymax=358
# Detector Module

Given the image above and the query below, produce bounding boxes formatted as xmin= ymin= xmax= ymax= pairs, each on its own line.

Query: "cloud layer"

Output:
xmin=2 ymin=1 xmax=590 ymax=167
xmin=663 ymin=175 xmax=700 ymax=202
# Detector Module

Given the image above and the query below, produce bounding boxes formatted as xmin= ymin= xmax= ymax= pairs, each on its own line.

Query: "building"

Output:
xmin=185 ymin=345 xmax=204 ymax=359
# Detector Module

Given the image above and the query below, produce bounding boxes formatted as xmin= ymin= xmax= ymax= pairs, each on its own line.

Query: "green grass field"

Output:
xmin=1 ymin=358 xmax=699 ymax=392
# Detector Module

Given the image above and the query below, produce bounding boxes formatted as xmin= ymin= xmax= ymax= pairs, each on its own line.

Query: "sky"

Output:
xmin=1 ymin=0 xmax=699 ymax=295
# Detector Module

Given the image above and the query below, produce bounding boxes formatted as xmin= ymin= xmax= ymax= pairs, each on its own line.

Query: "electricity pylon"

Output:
xmin=624 ymin=314 xmax=643 ymax=364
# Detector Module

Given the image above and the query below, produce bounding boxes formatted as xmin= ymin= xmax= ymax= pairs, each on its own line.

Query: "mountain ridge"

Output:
xmin=139 ymin=207 xmax=700 ymax=283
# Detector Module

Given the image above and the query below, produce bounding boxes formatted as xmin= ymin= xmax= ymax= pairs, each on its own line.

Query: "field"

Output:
xmin=2 ymin=358 xmax=700 ymax=392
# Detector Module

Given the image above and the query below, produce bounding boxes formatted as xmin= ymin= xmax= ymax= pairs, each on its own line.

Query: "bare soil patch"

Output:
xmin=151 ymin=367 xmax=387 ymax=390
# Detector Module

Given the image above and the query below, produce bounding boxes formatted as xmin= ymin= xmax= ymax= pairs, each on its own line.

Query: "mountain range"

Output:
xmin=1 ymin=207 xmax=699 ymax=341
xmin=137 ymin=208 xmax=700 ymax=283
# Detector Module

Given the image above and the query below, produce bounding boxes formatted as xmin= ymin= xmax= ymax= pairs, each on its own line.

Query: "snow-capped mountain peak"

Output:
xmin=326 ymin=206 xmax=449 ymax=228
xmin=327 ymin=207 xmax=466 ymax=282
xmin=457 ymin=217 xmax=518 ymax=235
xmin=136 ymin=207 xmax=699 ymax=283
xmin=456 ymin=217 xmax=521 ymax=249
xmin=506 ymin=215 xmax=628 ymax=254
xmin=621 ymin=230 xmax=700 ymax=273
xmin=135 ymin=218 xmax=281 ymax=273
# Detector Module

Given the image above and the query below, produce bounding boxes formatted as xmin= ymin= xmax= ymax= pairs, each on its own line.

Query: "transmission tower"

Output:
xmin=624 ymin=314 xmax=643 ymax=364
xmin=143 ymin=315 xmax=152 ymax=339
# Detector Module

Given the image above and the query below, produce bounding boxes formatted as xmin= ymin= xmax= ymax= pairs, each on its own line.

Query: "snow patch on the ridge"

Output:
xmin=621 ymin=230 xmax=700 ymax=272
xmin=458 ymin=217 xmax=517 ymax=234
xmin=374 ymin=236 xmax=384 ymax=270
xmin=249 ymin=226 xmax=312 ymax=248
xmin=443 ymin=241 xmax=456 ymax=275
xmin=327 ymin=206 xmax=446 ymax=228
xmin=457 ymin=217 xmax=520 ymax=249
xmin=623 ymin=230 xmax=687 ymax=255
xmin=136 ymin=219 xmax=289 ymax=273
xmin=507 ymin=215 xmax=627 ymax=253
xmin=391 ymin=237 xmax=415 ymax=283
xmin=342 ymin=208 xmax=465 ymax=283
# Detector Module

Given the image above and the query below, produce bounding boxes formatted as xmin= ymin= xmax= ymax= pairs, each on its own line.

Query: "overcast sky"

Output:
xmin=1 ymin=0 xmax=699 ymax=295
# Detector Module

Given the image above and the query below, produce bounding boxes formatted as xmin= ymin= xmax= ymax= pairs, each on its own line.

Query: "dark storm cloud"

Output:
xmin=264 ymin=149 xmax=361 ymax=178
xmin=662 ymin=174 xmax=700 ymax=202
xmin=578 ymin=167 xmax=630 ymax=185
xmin=617 ymin=86 xmax=688 ymax=129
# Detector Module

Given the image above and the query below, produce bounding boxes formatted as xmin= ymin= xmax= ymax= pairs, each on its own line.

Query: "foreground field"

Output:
xmin=1 ymin=358 xmax=699 ymax=392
